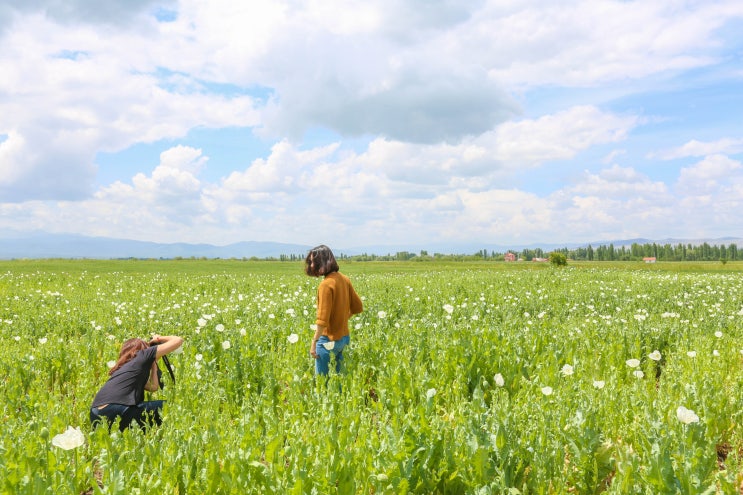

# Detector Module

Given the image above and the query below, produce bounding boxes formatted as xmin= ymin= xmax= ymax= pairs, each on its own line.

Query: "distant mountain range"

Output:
xmin=0 ymin=232 xmax=313 ymax=260
xmin=0 ymin=232 xmax=741 ymax=260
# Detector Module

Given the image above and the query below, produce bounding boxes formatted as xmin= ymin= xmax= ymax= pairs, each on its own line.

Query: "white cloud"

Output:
xmin=538 ymin=165 xmax=683 ymax=242
xmin=568 ymin=165 xmax=669 ymax=199
xmin=0 ymin=0 xmax=170 ymax=32
xmin=344 ymin=105 xmax=639 ymax=189
xmin=2 ymin=146 xmax=743 ymax=247
xmin=221 ymin=141 xmax=338 ymax=196
xmin=481 ymin=0 xmax=741 ymax=86
xmin=669 ymin=155 xmax=743 ymax=236
xmin=676 ymin=154 xmax=742 ymax=194
xmin=490 ymin=106 xmax=638 ymax=166
xmin=94 ymin=146 xmax=208 ymax=228
xmin=653 ymin=138 xmax=743 ymax=160
xmin=159 ymin=145 xmax=208 ymax=174
xmin=0 ymin=12 xmax=259 ymax=202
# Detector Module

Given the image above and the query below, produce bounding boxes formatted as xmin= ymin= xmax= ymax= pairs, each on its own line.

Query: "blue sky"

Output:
xmin=1 ymin=0 xmax=742 ymax=250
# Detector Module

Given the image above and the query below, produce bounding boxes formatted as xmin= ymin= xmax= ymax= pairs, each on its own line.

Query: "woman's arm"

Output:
xmin=145 ymin=361 xmax=160 ymax=392
xmin=150 ymin=334 xmax=184 ymax=358
xmin=349 ymin=283 xmax=363 ymax=315
xmin=309 ymin=324 xmax=326 ymax=359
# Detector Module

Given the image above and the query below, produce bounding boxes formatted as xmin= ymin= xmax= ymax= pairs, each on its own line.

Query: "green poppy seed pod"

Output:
xmin=40 ymin=427 xmax=49 ymax=440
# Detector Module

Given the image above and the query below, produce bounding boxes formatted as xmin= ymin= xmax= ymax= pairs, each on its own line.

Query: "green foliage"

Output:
xmin=549 ymin=252 xmax=567 ymax=266
xmin=0 ymin=261 xmax=741 ymax=493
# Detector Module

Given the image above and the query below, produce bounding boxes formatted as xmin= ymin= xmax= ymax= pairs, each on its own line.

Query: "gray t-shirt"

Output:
xmin=92 ymin=346 xmax=157 ymax=407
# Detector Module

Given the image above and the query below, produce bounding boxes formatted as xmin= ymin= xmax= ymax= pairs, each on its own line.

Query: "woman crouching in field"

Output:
xmin=305 ymin=245 xmax=363 ymax=376
xmin=90 ymin=334 xmax=183 ymax=431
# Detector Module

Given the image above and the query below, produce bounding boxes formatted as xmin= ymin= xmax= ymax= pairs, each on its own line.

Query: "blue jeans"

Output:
xmin=315 ymin=335 xmax=350 ymax=375
xmin=90 ymin=401 xmax=164 ymax=431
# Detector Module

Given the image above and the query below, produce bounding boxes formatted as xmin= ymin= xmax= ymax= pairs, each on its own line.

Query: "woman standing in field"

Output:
xmin=90 ymin=334 xmax=183 ymax=431
xmin=305 ymin=245 xmax=363 ymax=375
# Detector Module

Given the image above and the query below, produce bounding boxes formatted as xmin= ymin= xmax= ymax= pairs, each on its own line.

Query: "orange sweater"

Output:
xmin=315 ymin=272 xmax=363 ymax=340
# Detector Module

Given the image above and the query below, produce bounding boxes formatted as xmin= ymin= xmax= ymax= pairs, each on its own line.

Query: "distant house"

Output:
xmin=643 ymin=257 xmax=656 ymax=263
xmin=504 ymin=252 xmax=517 ymax=262
xmin=532 ymin=257 xmax=549 ymax=262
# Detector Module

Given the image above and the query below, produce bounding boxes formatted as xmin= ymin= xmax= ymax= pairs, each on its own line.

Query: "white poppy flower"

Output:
xmin=216 ymin=324 xmax=225 ymax=332
xmin=107 ymin=360 xmax=116 ymax=369
xmin=625 ymin=359 xmax=641 ymax=368
xmin=633 ymin=370 xmax=644 ymax=379
xmin=687 ymin=351 xmax=697 ymax=358
xmin=377 ymin=311 xmax=387 ymax=319
xmin=494 ymin=373 xmax=505 ymax=387
xmin=560 ymin=364 xmax=574 ymax=376
xmin=443 ymin=304 xmax=454 ymax=315
xmin=222 ymin=340 xmax=231 ymax=350
xmin=648 ymin=350 xmax=661 ymax=361
xmin=714 ymin=331 xmax=723 ymax=338
xmin=593 ymin=380 xmax=605 ymax=389
xmin=51 ymin=426 xmax=85 ymax=450
xmin=541 ymin=386 xmax=553 ymax=396
xmin=426 ymin=388 xmax=437 ymax=399
xmin=676 ymin=406 xmax=700 ymax=424
xmin=287 ymin=333 xmax=299 ymax=344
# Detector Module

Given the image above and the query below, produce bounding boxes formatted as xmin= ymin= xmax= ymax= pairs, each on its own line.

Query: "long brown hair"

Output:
xmin=109 ymin=338 xmax=149 ymax=375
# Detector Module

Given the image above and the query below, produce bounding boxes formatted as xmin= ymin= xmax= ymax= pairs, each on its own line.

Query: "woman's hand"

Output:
xmin=151 ymin=335 xmax=184 ymax=358
xmin=309 ymin=325 xmax=325 ymax=359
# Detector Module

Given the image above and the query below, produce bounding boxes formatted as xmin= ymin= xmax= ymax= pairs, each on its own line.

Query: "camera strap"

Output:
xmin=161 ymin=354 xmax=176 ymax=386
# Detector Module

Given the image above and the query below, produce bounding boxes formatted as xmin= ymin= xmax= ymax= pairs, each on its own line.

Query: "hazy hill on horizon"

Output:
xmin=0 ymin=232 xmax=741 ymax=260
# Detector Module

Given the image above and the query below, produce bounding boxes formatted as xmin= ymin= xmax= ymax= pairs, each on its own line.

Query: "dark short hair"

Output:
xmin=305 ymin=245 xmax=339 ymax=276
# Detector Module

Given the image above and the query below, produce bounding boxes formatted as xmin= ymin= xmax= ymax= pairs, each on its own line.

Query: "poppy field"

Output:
xmin=1 ymin=259 xmax=742 ymax=494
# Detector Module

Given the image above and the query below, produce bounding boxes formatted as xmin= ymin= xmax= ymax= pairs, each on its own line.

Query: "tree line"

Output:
xmin=274 ymin=242 xmax=741 ymax=262
xmin=548 ymin=241 xmax=739 ymax=262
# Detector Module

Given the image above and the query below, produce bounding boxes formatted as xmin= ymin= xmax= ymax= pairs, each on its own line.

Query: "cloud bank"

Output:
xmin=1 ymin=0 xmax=742 ymax=249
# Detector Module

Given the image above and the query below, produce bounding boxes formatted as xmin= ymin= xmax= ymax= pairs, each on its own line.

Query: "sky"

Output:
xmin=1 ymin=0 xmax=742 ymax=251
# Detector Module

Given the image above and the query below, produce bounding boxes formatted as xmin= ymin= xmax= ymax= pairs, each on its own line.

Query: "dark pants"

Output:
xmin=90 ymin=401 xmax=164 ymax=431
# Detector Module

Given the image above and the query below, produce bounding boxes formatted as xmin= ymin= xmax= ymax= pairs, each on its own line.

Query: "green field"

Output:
xmin=1 ymin=259 xmax=742 ymax=494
